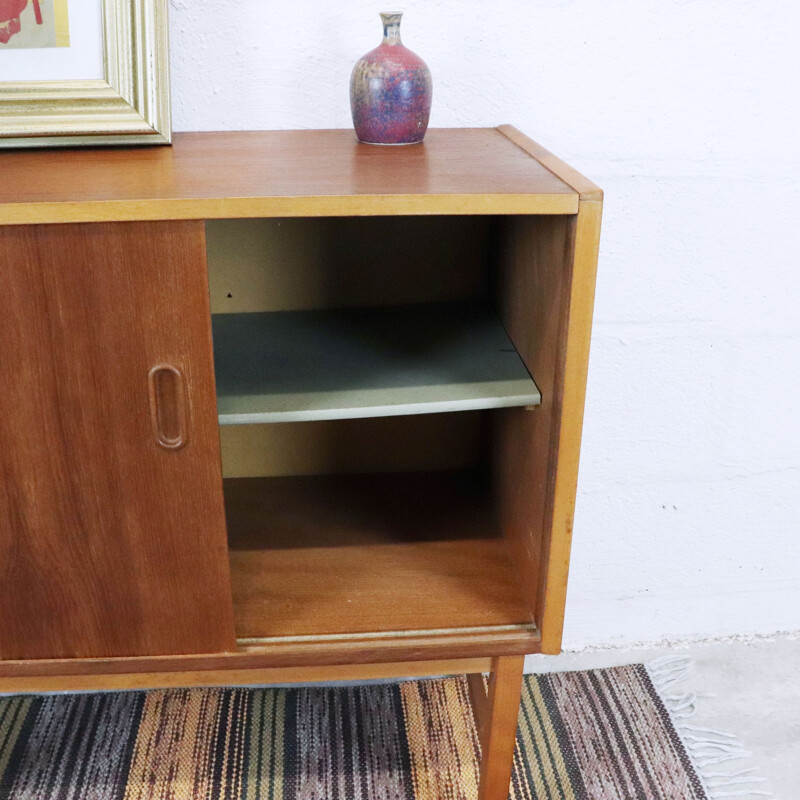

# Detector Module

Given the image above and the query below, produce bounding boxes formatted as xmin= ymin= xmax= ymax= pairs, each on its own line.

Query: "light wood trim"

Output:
xmin=0 ymin=193 xmax=577 ymax=226
xmin=497 ymin=125 xmax=603 ymax=201
xmin=539 ymin=199 xmax=603 ymax=653
xmin=477 ymin=655 xmax=525 ymax=800
xmin=0 ymin=627 xmax=540 ymax=685
xmin=237 ymin=624 xmax=536 ymax=647
xmin=0 ymin=658 xmax=492 ymax=694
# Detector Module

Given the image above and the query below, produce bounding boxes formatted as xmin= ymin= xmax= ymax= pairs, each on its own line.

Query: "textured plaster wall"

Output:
xmin=168 ymin=1 xmax=800 ymax=649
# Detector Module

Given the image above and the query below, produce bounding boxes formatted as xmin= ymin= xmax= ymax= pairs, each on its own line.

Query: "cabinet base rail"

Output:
xmin=0 ymin=655 xmax=525 ymax=800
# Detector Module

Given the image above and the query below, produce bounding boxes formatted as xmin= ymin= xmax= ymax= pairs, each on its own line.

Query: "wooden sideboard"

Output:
xmin=0 ymin=127 xmax=602 ymax=800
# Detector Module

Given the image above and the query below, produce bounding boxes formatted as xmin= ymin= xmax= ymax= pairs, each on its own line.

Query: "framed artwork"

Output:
xmin=0 ymin=0 xmax=170 ymax=147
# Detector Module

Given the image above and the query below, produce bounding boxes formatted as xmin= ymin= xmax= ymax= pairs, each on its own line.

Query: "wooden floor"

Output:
xmin=224 ymin=472 xmax=533 ymax=640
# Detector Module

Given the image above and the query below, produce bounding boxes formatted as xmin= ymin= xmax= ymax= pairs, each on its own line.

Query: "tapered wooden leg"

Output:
xmin=472 ymin=655 xmax=524 ymax=800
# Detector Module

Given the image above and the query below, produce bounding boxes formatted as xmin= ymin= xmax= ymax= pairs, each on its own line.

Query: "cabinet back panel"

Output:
xmin=206 ymin=217 xmax=493 ymax=313
xmin=220 ymin=413 xmax=487 ymax=478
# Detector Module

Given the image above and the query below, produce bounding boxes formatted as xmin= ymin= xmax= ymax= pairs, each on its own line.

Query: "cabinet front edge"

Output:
xmin=0 ymin=193 xmax=579 ymax=226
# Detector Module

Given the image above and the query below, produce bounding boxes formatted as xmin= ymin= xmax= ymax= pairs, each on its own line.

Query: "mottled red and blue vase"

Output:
xmin=350 ymin=13 xmax=432 ymax=145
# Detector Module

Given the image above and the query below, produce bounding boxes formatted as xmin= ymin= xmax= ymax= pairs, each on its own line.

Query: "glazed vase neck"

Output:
xmin=380 ymin=13 xmax=403 ymax=45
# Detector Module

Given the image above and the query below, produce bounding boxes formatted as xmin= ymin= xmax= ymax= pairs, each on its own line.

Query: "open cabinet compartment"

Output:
xmin=206 ymin=213 xmax=573 ymax=648
xmin=0 ymin=127 xmax=600 ymax=691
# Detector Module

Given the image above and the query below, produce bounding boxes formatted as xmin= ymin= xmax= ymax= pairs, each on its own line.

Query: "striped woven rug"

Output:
xmin=0 ymin=664 xmax=710 ymax=800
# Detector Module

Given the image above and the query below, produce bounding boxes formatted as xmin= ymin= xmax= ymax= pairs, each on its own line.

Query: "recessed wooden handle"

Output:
xmin=148 ymin=364 xmax=188 ymax=450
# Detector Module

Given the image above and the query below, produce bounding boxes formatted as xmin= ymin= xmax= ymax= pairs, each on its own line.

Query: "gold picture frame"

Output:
xmin=0 ymin=0 xmax=170 ymax=148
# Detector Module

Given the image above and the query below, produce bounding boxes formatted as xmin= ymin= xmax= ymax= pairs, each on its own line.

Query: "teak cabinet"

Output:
xmin=0 ymin=127 xmax=601 ymax=800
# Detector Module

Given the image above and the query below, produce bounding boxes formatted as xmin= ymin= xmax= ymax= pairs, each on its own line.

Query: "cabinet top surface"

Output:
xmin=0 ymin=127 xmax=590 ymax=224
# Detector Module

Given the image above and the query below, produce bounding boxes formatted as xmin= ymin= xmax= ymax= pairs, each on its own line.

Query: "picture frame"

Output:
xmin=0 ymin=0 xmax=170 ymax=148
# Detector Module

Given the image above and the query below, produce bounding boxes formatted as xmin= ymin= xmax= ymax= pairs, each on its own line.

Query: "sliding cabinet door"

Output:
xmin=0 ymin=222 xmax=235 ymax=660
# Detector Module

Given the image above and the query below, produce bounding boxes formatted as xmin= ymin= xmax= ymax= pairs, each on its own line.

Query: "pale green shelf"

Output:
xmin=212 ymin=303 xmax=541 ymax=424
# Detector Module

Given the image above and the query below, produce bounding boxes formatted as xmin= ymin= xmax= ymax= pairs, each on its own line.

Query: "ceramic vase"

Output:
xmin=350 ymin=12 xmax=432 ymax=145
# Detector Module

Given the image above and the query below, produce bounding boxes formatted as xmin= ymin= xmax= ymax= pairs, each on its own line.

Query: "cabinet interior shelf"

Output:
xmin=212 ymin=303 xmax=541 ymax=424
xmin=225 ymin=471 xmax=534 ymax=641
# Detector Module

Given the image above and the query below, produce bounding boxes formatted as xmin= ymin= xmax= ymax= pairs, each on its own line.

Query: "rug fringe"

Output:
xmin=646 ymin=656 xmax=774 ymax=800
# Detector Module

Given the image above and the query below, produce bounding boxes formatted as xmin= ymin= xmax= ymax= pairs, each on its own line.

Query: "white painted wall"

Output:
xmin=168 ymin=1 xmax=800 ymax=649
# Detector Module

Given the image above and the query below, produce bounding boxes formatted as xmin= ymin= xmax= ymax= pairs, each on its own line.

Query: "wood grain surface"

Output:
xmin=0 ymin=129 xmax=578 ymax=224
xmin=495 ymin=215 xmax=574 ymax=643
xmin=0 ymin=222 xmax=236 ymax=660
xmin=494 ymin=204 xmax=602 ymax=654
xmin=0 ymin=657 xmax=493 ymax=694
xmin=477 ymin=655 xmax=526 ymax=800
xmin=0 ymin=127 xmax=601 ymax=696
xmin=538 ymin=200 xmax=603 ymax=652
xmin=225 ymin=472 xmax=534 ymax=640
xmin=0 ymin=627 xmax=541 ymax=691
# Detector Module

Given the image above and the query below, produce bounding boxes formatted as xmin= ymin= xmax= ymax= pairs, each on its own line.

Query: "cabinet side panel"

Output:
xmin=539 ymin=201 xmax=602 ymax=652
xmin=495 ymin=215 xmax=575 ymax=648
xmin=0 ymin=222 xmax=236 ymax=660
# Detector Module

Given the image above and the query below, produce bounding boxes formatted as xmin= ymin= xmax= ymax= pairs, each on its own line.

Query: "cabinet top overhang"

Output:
xmin=0 ymin=126 xmax=601 ymax=225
